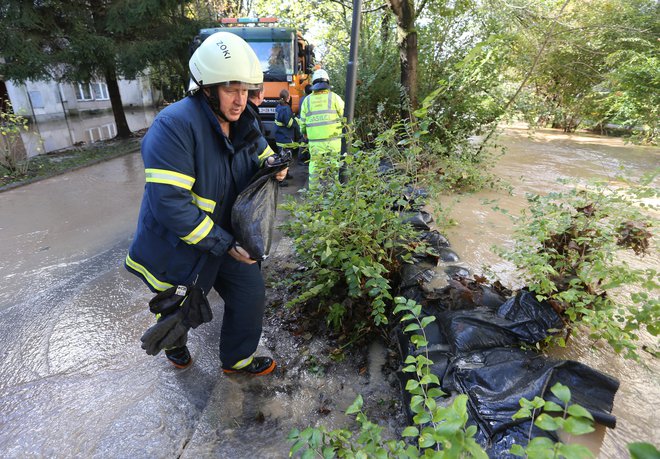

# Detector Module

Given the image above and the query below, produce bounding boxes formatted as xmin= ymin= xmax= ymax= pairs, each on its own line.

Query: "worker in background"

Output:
xmin=246 ymin=84 xmax=266 ymax=135
xmin=125 ymin=32 xmax=286 ymax=376
xmin=298 ymin=68 xmax=344 ymax=187
xmin=274 ymin=89 xmax=299 ymax=187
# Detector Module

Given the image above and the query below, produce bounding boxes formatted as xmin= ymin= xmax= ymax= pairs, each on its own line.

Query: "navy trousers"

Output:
xmin=197 ymin=252 xmax=266 ymax=368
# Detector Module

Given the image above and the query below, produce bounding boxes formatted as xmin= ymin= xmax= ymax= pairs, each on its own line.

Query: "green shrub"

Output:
xmin=0 ymin=102 xmax=30 ymax=175
xmin=280 ymin=146 xmax=425 ymax=338
xmin=495 ymin=176 xmax=659 ymax=358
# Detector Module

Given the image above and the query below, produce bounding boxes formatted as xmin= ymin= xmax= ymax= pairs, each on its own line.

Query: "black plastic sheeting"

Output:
xmin=231 ymin=168 xmax=281 ymax=261
xmin=395 ymin=282 xmax=620 ymax=458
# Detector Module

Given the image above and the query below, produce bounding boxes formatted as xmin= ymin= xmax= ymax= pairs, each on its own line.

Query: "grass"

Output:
xmin=0 ymin=135 xmax=143 ymax=191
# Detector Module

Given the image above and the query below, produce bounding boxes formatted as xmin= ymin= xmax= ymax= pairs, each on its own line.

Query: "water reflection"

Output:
xmin=21 ymin=108 xmax=158 ymax=157
xmin=438 ymin=126 xmax=659 ymax=458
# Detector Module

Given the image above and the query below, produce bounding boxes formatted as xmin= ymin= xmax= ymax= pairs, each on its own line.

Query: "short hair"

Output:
xmin=248 ymin=84 xmax=264 ymax=100
xmin=304 ymin=84 xmax=312 ymax=95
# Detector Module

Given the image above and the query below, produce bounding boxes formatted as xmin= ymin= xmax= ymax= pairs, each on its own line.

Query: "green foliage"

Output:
xmin=503 ymin=0 xmax=659 ymax=142
xmin=495 ymin=177 xmax=659 ymax=358
xmin=628 ymin=442 xmax=660 ymax=459
xmin=280 ymin=143 xmax=422 ymax=336
xmin=0 ymin=0 xmax=199 ymax=97
xmin=510 ymin=383 xmax=595 ymax=459
xmin=287 ymin=296 xmax=487 ymax=458
xmin=0 ymin=102 xmax=31 ymax=175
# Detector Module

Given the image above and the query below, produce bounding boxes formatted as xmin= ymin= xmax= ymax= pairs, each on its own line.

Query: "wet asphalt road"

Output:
xmin=0 ymin=153 xmax=381 ymax=458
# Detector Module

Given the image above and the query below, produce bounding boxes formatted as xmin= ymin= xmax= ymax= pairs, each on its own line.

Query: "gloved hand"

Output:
xmin=140 ymin=311 xmax=189 ymax=356
xmin=140 ymin=285 xmax=213 ymax=356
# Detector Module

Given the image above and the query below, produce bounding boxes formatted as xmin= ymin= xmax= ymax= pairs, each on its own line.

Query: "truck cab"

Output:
xmin=194 ymin=18 xmax=315 ymax=144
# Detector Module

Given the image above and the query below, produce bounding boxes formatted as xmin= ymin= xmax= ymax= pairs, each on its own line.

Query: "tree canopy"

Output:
xmin=0 ymin=0 xmax=200 ymax=137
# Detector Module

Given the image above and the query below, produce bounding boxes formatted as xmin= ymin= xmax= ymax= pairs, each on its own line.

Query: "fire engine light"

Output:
xmin=220 ymin=18 xmax=238 ymax=23
xmin=258 ymin=17 xmax=278 ymax=23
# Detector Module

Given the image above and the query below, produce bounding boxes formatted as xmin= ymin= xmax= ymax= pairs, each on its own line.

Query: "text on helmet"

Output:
xmin=215 ymin=40 xmax=231 ymax=59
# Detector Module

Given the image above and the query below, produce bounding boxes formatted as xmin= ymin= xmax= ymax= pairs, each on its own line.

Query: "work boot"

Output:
xmin=223 ymin=356 xmax=276 ymax=376
xmin=165 ymin=346 xmax=192 ymax=369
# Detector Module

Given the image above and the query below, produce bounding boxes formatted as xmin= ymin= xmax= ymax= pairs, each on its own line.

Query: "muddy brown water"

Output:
xmin=437 ymin=125 xmax=659 ymax=457
xmin=0 ymin=126 xmax=656 ymax=457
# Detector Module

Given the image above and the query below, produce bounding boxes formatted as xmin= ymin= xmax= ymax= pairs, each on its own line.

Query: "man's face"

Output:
xmin=217 ymin=84 xmax=248 ymax=122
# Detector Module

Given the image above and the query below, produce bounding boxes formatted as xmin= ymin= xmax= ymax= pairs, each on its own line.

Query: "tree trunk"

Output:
xmin=104 ymin=67 xmax=131 ymax=139
xmin=389 ymin=0 xmax=418 ymax=116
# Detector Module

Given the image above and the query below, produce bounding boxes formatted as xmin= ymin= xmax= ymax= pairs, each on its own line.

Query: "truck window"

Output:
xmin=247 ymin=41 xmax=295 ymax=76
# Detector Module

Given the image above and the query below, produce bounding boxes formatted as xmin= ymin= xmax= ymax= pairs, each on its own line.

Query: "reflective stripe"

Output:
xmin=182 ymin=215 xmax=213 ymax=245
xmin=275 ymin=118 xmax=294 ymax=128
xmin=308 ymin=109 xmax=337 ymax=115
xmin=306 ymin=119 xmax=340 ymax=128
xmin=276 ymin=142 xmax=296 ymax=148
xmin=191 ymin=192 xmax=216 ymax=213
xmin=145 ymin=168 xmax=195 ymax=190
xmin=309 ymin=136 xmax=342 ymax=143
xmin=125 ymin=254 xmax=173 ymax=291
xmin=231 ymin=354 xmax=254 ymax=369
xmin=258 ymin=144 xmax=276 ymax=164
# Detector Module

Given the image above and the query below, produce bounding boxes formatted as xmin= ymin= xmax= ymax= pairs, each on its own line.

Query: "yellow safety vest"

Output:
xmin=299 ymin=90 xmax=344 ymax=142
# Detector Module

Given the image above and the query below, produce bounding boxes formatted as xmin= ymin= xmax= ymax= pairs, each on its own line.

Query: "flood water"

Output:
xmin=438 ymin=125 xmax=659 ymax=457
xmin=21 ymin=108 xmax=158 ymax=157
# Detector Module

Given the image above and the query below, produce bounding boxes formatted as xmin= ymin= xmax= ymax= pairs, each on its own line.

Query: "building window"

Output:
xmin=76 ymin=83 xmax=93 ymax=101
xmin=29 ymin=91 xmax=44 ymax=109
xmin=91 ymin=82 xmax=109 ymax=100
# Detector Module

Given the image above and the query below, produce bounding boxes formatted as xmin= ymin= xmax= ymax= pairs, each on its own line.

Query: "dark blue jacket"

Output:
xmin=125 ymin=92 xmax=271 ymax=292
xmin=274 ymin=103 xmax=298 ymax=147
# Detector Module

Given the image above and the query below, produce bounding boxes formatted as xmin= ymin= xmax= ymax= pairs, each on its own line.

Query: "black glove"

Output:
xmin=140 ymin=311 xmax=189 ymax=356
xmin=140 ymin=285 xmax=213 ymax=356
xmin=179 ymin=285 xmax=212 ymax=328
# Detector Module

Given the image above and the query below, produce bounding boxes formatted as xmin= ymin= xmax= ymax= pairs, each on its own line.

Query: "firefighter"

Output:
xmin=125 ymin=32 xmax=286 ymax=376
xmin=298 ymin=69 xmax=345 ymax=187
xmin=246 ymin=83 xmax=266 ymax=136
xmin=274 ymin=89 xmax=299 ymax=187
xmin=274 ymin=89 xmax=298 ymax=152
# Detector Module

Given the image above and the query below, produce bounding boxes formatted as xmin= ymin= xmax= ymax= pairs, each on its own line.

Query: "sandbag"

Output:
xmin=231 ymin=151 xmax=291 ymax=261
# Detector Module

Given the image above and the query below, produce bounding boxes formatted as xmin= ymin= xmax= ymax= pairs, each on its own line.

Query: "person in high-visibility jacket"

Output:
xmin=298 ymin=69 xmax=344 ymax=186
xmin=125 ymin=32 xmax=284 ymax=376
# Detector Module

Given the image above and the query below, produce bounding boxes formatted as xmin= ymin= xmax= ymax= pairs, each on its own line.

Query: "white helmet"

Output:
xmin=312 ymin=68 xmax=330 ymax=85
xmin=189 ymin=32 xmax=263 ymax=92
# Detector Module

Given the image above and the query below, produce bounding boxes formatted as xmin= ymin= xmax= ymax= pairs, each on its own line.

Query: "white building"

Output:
xmin=2 ymin=75 xmax=161 ymax=156
xmin=4 ymin=75 xmax=158 ymax=123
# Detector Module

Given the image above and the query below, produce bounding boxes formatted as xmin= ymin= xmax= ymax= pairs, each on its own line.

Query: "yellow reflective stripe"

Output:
xmin=125 ymin=254 xmax=173 ymax=291
xmin=182 ymin=215 xmax=213 ymax=245
xmin=286 ymin=117 xmax=293 ymax=128
xmin=309 ymin=136 xmax=342 ymax=142
xmin=145 ymin=169 xmax=195 ymax=190
xmin=258 ymin=144 xmax=276 ymax=164
xmin=274 ymin=120 xmax=284 ymax=126
xmin=231 ymin=354 xmax=254 ymax=369
xmin=191 ymin=192 xmax=216 ymax=213
xmin=276 ymin=142 xmax=296 ymax=148
xmin=307 ymin=119 xmax=340 ymax=128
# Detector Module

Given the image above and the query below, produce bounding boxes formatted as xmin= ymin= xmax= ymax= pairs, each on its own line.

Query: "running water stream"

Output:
xmin=437 ymin=124 xmax=659 ymax=457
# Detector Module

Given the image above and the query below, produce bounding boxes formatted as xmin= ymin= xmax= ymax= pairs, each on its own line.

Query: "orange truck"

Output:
xmin=193 ymin=17 xmax=316 ymax=143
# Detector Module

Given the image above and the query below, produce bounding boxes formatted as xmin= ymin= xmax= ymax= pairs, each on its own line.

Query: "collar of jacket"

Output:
xmin=193 ymin=92 xmax=261 ymax=153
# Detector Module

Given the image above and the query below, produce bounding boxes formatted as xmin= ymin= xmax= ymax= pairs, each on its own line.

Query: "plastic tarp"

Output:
xmin=231 ymin=167 xmax=282 ymax=261
xmin=395 ymin=288 xmax=619 ymax=457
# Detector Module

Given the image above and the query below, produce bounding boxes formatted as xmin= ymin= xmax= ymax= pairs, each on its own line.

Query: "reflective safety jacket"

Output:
xmin=298 ymin=90 xmax=344 ymax=143
xmin=274 ymin=102 xmax=298 ymax=148
xmin=125 ymin=92 xmax=273 ymax=292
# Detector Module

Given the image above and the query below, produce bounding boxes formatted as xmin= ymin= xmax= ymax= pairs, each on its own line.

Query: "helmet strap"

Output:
xmin=203 ymin=85 xmax=230 ymax=123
